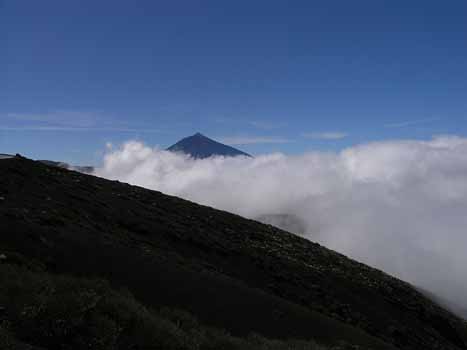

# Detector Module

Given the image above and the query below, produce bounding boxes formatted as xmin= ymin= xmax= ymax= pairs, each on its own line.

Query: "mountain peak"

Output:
xmin=167 ymin=133 xmax=251 ymax=159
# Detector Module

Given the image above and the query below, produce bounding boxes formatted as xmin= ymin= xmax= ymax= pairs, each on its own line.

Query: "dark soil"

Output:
xmin=0 ymin=157 xmax=466 ymax=349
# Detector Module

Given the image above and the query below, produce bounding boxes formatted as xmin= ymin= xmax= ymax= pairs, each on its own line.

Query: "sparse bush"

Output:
xmin=0 ymin=262 xmax=334 ymax=350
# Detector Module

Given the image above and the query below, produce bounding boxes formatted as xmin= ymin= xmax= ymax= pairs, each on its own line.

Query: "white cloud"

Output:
xmin=220 ymin=136 xmax=292 ymax=145
xmin=6 ymin=111 xmax=100 ymax=128
xmin=249 ymin=121 xmax=285 ymax=130
xmin=302 ymin=132 xmax=348 ymax=140
xmin=95 ymin=136 xmax=467 ymax=315
xmin=0 ymin=126 xmax=162 ymax=132
xmin=2 ymin=111 xmax=161 ymax=133
xmin=384 ymin=117 xmax=439 ymax=128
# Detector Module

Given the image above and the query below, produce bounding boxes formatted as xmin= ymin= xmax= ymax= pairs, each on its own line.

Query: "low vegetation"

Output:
xmin=0 ymin=258 xmax=354 ymax=350
xmin=1 ymin=157 xmax=466 ymax=349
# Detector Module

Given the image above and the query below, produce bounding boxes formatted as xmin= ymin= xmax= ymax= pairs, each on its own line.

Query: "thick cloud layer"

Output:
xmin=95 ymin=136 xmax=467 ymax=315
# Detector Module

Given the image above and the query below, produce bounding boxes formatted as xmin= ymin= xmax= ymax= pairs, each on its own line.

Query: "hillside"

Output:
xmin=167 ymin=133 xmax=251 ymax=159
xmin=37 ymin=160 xmax=94 ymax=174
xmin=256 ymin=214 xmax=307 ymax=235
xmin=0 ymin=156 xmax=466 ymax=350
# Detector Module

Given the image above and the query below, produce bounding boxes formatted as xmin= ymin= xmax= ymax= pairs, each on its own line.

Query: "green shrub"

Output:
xmin=0 ymin=262 xmax=331 ymax=350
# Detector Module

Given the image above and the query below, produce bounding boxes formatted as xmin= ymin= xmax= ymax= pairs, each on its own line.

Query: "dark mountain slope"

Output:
xmin=256 ymin=214 xmax=307 ymax=235
xmin=0 ymin=157 xmax=466 ymax=350
xmin=37 ymin=159 xmax=94 ymax=174
xmin=167 ymin=132 xmax=251 ymax=158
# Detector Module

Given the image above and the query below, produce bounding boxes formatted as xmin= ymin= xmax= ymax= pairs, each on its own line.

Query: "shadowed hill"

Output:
xmin=0 ymin=157 xmax=466 ymax=349
xmin=256 ymin=214 xmax=307 ymax=235
xmin=167 ymin=132 xmax=251 ymax=159
xmin=37 ymin=159 xmax=94 ymax=174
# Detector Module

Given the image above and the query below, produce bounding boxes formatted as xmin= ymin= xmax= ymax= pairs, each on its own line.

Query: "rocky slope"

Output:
xmin=0 ymin=156 xmax=466 ymax=349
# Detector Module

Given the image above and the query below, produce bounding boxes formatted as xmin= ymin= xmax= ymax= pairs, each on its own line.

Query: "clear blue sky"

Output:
xmin=2 ymin=0 xmax=467 ymax=164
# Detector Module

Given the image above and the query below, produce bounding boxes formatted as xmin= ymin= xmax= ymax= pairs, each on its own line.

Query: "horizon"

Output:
xmin=3 ymin=0 xmax=467 ymax=164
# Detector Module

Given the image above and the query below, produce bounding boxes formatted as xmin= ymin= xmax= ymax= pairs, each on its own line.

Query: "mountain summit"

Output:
xmin=167 ymin=132 xmax=251 ymax=159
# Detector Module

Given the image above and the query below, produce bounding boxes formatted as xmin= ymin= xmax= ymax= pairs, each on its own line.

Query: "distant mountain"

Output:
xmin=37 ymin=159 xmax=70 ymax=168
xmin=0 ymin=153 xmax=14 ymax=159
xmin=1 ymin=154 xmax=94 ymax=173
xmin=167 ymin=132 xmax=251 ymax=159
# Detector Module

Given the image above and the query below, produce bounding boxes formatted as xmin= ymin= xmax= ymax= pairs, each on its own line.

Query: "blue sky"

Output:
xmin=2 ymin=0 xmax=467 ymax=164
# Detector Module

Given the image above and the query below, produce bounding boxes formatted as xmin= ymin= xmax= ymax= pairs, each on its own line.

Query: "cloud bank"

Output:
xmin=95 ymin=136 xmax=467 ymax=315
